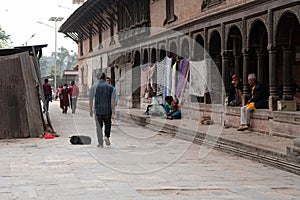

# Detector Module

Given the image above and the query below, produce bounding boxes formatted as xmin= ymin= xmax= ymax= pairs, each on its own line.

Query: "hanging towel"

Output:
xmin=189 ymin=60 xmax=210 ymax=97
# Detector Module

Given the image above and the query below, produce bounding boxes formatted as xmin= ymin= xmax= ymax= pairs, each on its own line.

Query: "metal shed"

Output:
xmin=0 ymin=45 xmax=48 ymax=139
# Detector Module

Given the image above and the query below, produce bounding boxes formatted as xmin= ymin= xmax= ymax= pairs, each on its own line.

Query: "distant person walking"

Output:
xmin=69 ymin=80 xmax=80 ymax=114
xmin=60 ymin=83 xmax=71 ymax=114
xmin=89 ymin=73 xmax=116 ymax=147
xmin=42 ymin=78 xmax=52 ymax=112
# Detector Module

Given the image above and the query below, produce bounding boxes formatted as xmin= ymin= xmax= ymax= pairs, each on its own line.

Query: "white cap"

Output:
xmin=248 ymin=73 xmax=256 ymax=80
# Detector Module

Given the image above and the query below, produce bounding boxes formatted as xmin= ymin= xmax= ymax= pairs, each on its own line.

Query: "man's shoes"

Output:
xmin=97 ymin=144 xmax=104 ymax=148
xmin=104 ymin=137 xmax=111 ymax=146
xmin=237 ymin=125 xmax=249 ymax=131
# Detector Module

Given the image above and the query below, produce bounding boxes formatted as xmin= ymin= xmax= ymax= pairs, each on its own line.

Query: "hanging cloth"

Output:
xmin=176 ymin=58 xmax=190 ymax=98
xmin=164 ymin=56 xmax=172 ymax=97
xmin=171 ymin=61 xmax=177 ymax=99
xmin=189 ymin=60 xmax=209 ymax=97
xmin=156 ymin=58 xmax=166 ymax=96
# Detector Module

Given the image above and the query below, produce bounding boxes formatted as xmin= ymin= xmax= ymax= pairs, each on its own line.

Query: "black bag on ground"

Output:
xmin=70 ymin=135 xmax=92 ymax=145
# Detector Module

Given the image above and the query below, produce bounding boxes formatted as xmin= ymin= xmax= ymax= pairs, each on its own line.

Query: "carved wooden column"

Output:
xmin=242 ymin=48 xmax=250 ymax=105
xmin=256 ymin=48 xmax=264 ymax=84
xmin=268 ymin=47 xmax=278 ymax=110
xmin=214 ymin=54 xmax=222 ymax=104
xmin=222 ymin=51 xmax=230 ymax=95
xmin=282 ymin=48 xmax=293 ymax=100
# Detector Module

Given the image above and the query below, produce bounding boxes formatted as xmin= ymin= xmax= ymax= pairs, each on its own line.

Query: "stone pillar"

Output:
xmin=222 ymin=51 xmax=230 ymax=95
xmin=256 ymin=49 xmax=264 ymax=84
xmin=214 ymin=54 xmax=222 ymax=104
xmin=242 ymin=49 xmax=250 ymax=105
xmin=282 ymin=48 xmax=293 ymax=100
xmin=268 ymin=48 xmax=278 ymax=111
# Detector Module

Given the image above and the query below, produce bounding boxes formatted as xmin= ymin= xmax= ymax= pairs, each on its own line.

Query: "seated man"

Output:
xmin=228 ymin=74 xmax=242 ymax=106
xmin=237 ymin=73 xmax=267 ymax=131
xmin=164 ymin=96 xmax=181 ymax=120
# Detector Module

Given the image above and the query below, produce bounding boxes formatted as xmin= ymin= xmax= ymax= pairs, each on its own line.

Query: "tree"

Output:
xmin=51 ymin=47 xmax=78 ymax=76
xmin=40 ymin=47 xmax=78 ymax=79
xmin=0 ymin=25 xmax=12 ymax=48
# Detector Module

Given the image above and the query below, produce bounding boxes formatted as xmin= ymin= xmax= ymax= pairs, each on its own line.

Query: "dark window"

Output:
xmin=80 ymin=39 xmax=83 ymax=56
xmin=164 ymin=0 xmax=177 ymax=25
xmin=110 ymin=17 xmax=115 ymax=45
xmin=89 ymin=27 xmax=93 ymax=52
xmin=98 ymin=24 xmax=103 ymax=49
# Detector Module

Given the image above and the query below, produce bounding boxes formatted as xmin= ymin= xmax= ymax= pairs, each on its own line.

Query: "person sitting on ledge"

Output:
xmin=237 ymin=73 xmax=267 ymax=131
xmin=164 ymin=96 xmax=181 ymax=120
xmin=228 ymin=74 xmax=242 ymax=107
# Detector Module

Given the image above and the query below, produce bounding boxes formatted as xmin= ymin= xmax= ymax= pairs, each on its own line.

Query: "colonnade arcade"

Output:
xmin=111 ymin=9 xmax=300 ymax=111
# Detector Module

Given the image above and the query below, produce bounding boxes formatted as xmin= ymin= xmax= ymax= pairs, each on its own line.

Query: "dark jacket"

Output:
xmin=249 ymin=82 xmax=268 ymax=109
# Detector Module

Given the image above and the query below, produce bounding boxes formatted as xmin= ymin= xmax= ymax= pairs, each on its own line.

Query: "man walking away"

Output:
xmin=89 ymin=73 xmax=115 ymax=147
xmin=43 ymin=78 xmax=52 ymax=112
xmin=69 ymin=81 xmax=80 ymax=114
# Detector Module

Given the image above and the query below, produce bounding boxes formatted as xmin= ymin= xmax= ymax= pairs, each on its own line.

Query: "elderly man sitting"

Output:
xmin=237 ymin=73 xmax=268 ymax=131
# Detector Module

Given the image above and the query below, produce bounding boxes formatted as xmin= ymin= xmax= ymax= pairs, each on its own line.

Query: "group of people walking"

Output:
xmin=42 ymin=79 xmax=79 ymax=114
xmin=55 ymin=81 xmax=80 ymax=114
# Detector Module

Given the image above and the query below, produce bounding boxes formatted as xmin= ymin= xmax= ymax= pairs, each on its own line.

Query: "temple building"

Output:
xmin=59 ymin=0 xmax=300 ymax=137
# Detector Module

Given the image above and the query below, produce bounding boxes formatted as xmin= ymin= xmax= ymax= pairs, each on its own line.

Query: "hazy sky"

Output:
xmin=0 ymin=0 xmax=81 ymax=56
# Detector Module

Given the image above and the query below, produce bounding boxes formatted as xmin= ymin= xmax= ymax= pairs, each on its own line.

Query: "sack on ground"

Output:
xmin=149 ymin=105 xmax=165 ymax=116
xmin=70 ymin=135 xmax=92 ymax=145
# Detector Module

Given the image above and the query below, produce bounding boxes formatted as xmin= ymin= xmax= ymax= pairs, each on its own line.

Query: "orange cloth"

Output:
xmin=246 ymin=86 xmax=256 ymax=110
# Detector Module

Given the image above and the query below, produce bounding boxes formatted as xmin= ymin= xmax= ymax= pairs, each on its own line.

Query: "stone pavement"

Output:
xmin=0 ymin=100 xmax=300 ymax=199
xmin=77 ymin=99 xmax=300 ymax=175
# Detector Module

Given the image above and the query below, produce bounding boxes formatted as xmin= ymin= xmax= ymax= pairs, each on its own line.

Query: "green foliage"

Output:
xmin=40 ymin=47 xmax=78 ymax=79
xmin=0 ymin=25 xmax=11 ymax=48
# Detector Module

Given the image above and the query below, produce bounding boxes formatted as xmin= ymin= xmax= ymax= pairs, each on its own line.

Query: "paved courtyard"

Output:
xmin=0 ymin=101 xmax=300 ymax=199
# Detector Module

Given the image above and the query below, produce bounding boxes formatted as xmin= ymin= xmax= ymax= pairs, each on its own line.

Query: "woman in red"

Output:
xmin=57 ymin=84 xmax=70 ymax=114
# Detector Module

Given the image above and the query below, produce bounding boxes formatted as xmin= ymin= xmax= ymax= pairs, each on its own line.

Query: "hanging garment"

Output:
xmin=164 ymin=56 xmax=172 ymax=97
xmin=156 ymin=58 xmax=166 ymax=96
xmin=148 ymin=63 xmax=156 ymax=93
xmin=171 ymin=62 xmax=177 ymax=99
xmin=176 ymin=58 xmax=190 ymax=98
xmin=141 ymin=64 xmax=149 ymax=98
xmin=189 ymin=60 xmax=210 ymax=97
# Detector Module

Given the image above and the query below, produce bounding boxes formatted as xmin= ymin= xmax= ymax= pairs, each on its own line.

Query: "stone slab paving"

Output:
xmin=0 ymin=101 xmax=299 ymax=199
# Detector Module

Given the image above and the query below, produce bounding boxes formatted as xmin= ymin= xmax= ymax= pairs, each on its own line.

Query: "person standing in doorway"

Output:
xmin=69 ymin=80 xmax=80 ymax=114
xmin=42 ymin=78 xmax=52 ymax=113
xmin=89 ymin=73 xmax=115 ymax=147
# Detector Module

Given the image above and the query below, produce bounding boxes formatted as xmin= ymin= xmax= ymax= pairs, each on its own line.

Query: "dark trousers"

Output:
xmin=96 ymin=114 xmax=112 ymax=138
